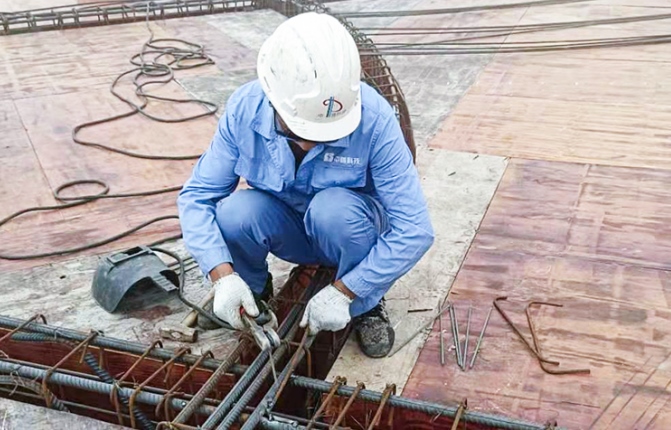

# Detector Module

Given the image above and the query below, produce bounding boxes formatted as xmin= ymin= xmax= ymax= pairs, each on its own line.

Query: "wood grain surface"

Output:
xmin=0 ymin=19 xmax=239 ymax=272
xmin=429 ymin=3 xmax=671 ymax=170
xmin=402 ymin=158 xmax=671 ymax=429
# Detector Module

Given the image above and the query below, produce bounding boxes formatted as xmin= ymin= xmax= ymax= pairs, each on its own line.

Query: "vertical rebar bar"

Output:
xmin=469 ymin=307 xmax=493 ymax=369
xmin=463 ymin=305 xmax=472 ymax=371
xmin=438 ymin=298 xmax=445 ymax=366
xmin=449 ymin=303 xmax=462 ymax=367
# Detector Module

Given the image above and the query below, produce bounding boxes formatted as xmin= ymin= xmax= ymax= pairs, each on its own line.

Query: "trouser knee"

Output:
xmin=305 ymin=188 xmax=378 ymax=270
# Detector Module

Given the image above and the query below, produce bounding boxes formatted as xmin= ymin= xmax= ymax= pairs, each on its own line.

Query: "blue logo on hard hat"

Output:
xmin=323 ymin=97 xmax=343 ymax=118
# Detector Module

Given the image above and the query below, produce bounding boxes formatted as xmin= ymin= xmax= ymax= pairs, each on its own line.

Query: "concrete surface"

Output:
xmin=0 ymin=397 xmax=128 ymax=430
xmin=0 ymin=240 xmax=240 ymax=357
xmin=327 ymin=150 xmax=506 ymax=391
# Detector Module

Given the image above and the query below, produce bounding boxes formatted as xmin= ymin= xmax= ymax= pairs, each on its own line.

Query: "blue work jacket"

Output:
xmin=177 ymin=80 xmax=434 ymax=299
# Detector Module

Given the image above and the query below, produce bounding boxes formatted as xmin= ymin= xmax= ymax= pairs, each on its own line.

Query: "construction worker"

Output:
xmin=177 ymin=12 xmax=434 ymax=358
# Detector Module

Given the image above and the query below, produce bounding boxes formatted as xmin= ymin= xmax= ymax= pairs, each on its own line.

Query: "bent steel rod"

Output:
xmin=0 ymin=359 xmax=216 ymax=416
xmin=289 ymin=376 xmax=549 ymax=430
xmin=217 ymin=318 xmax=312 ymax=429
xmin=239 ymin=332 xmax=316 ymax=430
xmin=202 ymin=269 xmax=330 ymax=429
xmin=0 ymin=315 xmax=246 ymax=374
xmin=470 ymin=306 xmax=493 ymax=369
xmin=172 ymin=340 xmax=248 ymax=424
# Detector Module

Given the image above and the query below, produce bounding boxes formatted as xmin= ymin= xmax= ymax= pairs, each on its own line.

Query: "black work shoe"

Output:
xmin=353 ymin=298 xmax=395 ymax=358
xmin=197 ymin=273 xmax=273 ymax=330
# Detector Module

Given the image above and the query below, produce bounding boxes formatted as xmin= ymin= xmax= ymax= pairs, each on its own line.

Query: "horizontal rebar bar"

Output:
xmin=336 ymin=0 xmax=591 ymax=18
xmin=289 ymin=376 xmax=552 ymax=430
xmin=0 ymin=0 xmax=255 ymax=35
xmin=0 ymin=315 xmax=247 ymax=374
xmin=0 ymin=385 xmax=158 ymax=425
xmin=0 ymin=359 xmax=216 ymax=416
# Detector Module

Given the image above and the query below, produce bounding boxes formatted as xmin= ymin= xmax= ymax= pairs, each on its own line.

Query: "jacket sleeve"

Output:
xmin=340 ymin=114 xmax=435 ymax=298
xmin=177 ymin=108 xmax=241 ymax=276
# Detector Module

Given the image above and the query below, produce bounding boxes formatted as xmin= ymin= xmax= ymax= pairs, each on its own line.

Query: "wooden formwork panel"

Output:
xmin=403 ymin=158 xmax=671 ymax=429
xmin=429 ymin=3 xmax=671 ymax=170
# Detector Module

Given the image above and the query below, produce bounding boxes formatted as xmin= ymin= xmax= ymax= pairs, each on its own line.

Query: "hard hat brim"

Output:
xmin=277 ymin=88 xmax=362 ymax=142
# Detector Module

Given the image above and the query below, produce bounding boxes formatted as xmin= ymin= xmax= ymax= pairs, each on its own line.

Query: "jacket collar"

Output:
xmin=251 ymin=99 xmax=351 ymax=148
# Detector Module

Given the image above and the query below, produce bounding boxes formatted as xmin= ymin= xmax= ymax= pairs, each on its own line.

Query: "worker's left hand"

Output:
xmin=299 ymin=285 xmax=353 ymax=335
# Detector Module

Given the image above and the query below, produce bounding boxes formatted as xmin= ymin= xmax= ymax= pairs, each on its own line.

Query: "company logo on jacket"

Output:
xmin=323 ymin=152 xmax=361 ymax=165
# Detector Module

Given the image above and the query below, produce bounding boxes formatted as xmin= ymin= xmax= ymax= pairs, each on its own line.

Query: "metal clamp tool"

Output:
xmin=241 ymin=305 xmax=280 ymax=352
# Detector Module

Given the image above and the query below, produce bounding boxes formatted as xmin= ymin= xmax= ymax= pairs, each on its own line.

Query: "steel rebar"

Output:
xmin=0 ymin=359 xmax=216 ymax=416
xmin=205 ymin=269 xmax=329 ymax=429
xmin=493 ymin=297 xmax=559 ymax=365
xmin=451 ymin=399 xmax=467 ymax=430
xmin=172 ymin=340 xmax=248 ymax=424
xmin=0 ymin=375 xmax=69 ymax=412
xmin=387 ymin=302 xmax=452 ymax=357
xmin=0 ymin=315 xmax=247 ymax=374
xmin=449 ymin=303 xmax=463 ymax=368
xmin=8 ymin=331 xmax=154 ymax=429
xmin=306 ymin=376 xmax=345 ymax=430
xmin=337 ymin=0 xmax=591 ymax=18
xmin=439 ymin=306 xmax=445 ymax=366
xmin=366 ymin=383 xmax=395 ymax=430
xmin=0 ymin=1 xmax=255 ymax=35
xmin=0 ymin=385 xmax=155 ymax=424
xmin=289 ymin=376 xmax=550 ymax=430
xmin=237 ymin=332 xmax=316 ymax=430
xmin=463 ymin=306 xmax=472 ymax=371
xmin=259 ymin=417 xmax=348 ymax=430
xmin=330 ymin=382 xmax=365 ymax=428
xmin=469 ymin=307 xmax=493 ymax=369
xmin=525 ymin=302 xmax=590 ymax=375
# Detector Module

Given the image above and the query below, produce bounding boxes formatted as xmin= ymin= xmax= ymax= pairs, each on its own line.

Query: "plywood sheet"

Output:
xmin=0 ymin=20 xmax=234 ymax=272
xmin=402 ymin=159 xmax=671 ymax=429
xmin=327 ymin=149 xmax=507 ymax=392
xmin=0 ymin=80 xmax=216 ymax=272
xmin=0 ymin=22 xmax=179 ymax=100
xmin=0 ymin=100 xmax=53 ymax=221
xmin=430 ymin=2 xmax=671 ymax=169
xmin=157 ymin=16 xmax=258 ymax=73
xmin=590 ymin=354 xmax=671 ymax=430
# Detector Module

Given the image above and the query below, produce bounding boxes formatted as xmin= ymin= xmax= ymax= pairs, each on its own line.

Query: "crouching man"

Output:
xmin=177 ymin=12 xmax=434 ymax=357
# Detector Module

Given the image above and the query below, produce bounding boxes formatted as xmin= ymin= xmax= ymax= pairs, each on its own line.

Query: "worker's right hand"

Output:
xmin=212 ymin=273 xmax=259 ymax=330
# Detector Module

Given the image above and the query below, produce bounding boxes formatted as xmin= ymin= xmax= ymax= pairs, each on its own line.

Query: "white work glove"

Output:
xmin=299 ymin=285 xmax=353 ymax=335
xmin=212 ymin=273 xmax=259 ymax=330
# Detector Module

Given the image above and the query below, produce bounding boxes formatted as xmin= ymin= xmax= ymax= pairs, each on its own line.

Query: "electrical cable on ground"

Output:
xmin=0 ymin=10 xmax=215 ymax=261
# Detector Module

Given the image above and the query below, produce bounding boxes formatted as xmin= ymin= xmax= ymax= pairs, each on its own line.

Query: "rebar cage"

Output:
xmin=0 ymin=0 xmax=416 ymax=159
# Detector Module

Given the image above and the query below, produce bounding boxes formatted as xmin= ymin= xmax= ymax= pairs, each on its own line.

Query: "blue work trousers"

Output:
xmin=215 ymin=187 xmax=388 ymax=317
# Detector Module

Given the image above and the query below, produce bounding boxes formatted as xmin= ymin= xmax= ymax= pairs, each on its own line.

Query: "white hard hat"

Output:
xmin=257 ymin=12 xmax=362 ymax=142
